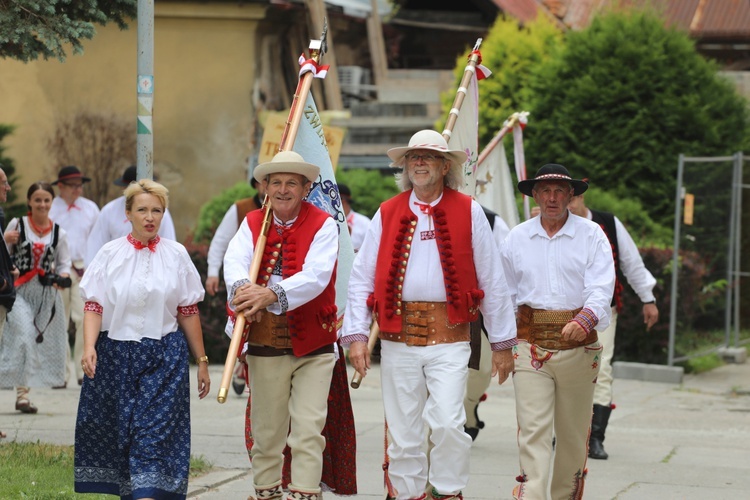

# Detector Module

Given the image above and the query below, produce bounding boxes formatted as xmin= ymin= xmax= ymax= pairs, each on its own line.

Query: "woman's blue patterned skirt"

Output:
xmin=74 ymin=330 xmax=191 ymax=500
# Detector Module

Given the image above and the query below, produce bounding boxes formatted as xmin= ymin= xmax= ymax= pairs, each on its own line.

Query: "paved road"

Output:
xmin=1 ymin=360 xmax=749 ymax=499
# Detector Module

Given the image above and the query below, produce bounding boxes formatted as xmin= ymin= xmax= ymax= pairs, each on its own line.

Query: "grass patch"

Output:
xmin=661 ymin=446 xmax=677 ymax=463
xmin=189 ymin=454 xmax=213 ymax=478
xmin=675 ymin=330 xmax=750 ymax=374
xmin=678 ymin=353 xmax=724 ymax=374
xmin=0 ymin=441 xmax=213 ymax=498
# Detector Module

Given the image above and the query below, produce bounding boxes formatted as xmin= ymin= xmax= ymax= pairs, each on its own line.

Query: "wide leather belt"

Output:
xmin=247 ymin=311 xmax=292 ymax=349
xmin=516 ymin=304 xmax=597 ymax=350
xmin=246 ymin=344 xmax=334 ymax=357
xmin=379 ymin=301 xmax=470 ymax=347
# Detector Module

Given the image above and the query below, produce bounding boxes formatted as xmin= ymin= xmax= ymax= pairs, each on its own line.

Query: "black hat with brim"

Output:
xmin=52 ymin=166 xmax=91 ymax=185
xmin=114 ymin=165 xmax=137 ymax=186
xmin=518 ymin=163 xmax=588 ymax=197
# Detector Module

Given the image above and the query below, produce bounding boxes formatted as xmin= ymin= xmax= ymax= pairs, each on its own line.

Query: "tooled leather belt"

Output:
xmin=379 ymin=301 xmax=470 ymax=346
xmin=516 ymin=304 xmax=597 ymax=350
xmin=247 ymin=311 xmax=292 ymax=349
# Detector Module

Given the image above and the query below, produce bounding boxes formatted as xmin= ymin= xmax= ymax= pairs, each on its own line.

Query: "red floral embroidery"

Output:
xmin=177 ymin=304 xmax=199 ymax=316
xmin=84 ymin=301 xmax=103 ymax=315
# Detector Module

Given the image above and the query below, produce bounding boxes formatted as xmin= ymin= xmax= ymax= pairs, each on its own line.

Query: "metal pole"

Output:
xmin=668 ymin=154 xmax=685 ymax=366
xmin=724 ymin=152 xmax=738 ymax=347
xmin=733 ymin=152 xmax=744 ymax=346
xmin=136 ymin=0 xmax=154 ymax=181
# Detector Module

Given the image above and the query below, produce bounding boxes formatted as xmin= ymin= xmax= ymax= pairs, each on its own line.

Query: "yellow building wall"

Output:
xmin=0 ymin=3 xmax=266 ymax=240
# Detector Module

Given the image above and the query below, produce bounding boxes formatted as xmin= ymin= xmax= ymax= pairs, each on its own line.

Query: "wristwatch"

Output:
xmin=197 ymin=355 xmax=209 ymax=365
xmin=643 ymin=300 xmax=656 ymax=305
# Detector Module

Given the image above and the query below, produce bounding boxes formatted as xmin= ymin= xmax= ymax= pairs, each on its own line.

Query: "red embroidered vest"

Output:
xmin=246 ymin=202 xmax=338 ymax=356
xmin=373 ymin=188 xmax=483 ymax=333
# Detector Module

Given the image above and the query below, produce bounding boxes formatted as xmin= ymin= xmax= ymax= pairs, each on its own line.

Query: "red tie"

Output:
xmin=67 ymin=203 xmax=80 ymax=211
xmin=413 ymin=201 xmax=434 ymax=216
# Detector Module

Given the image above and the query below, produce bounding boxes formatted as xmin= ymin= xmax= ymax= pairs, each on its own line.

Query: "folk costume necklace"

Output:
xmin=27 ymin=213 xmax=53 ymax=237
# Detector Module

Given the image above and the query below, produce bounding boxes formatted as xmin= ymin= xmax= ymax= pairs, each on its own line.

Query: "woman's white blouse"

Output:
xmin=80 ymin=236 xmax=205 ymax=341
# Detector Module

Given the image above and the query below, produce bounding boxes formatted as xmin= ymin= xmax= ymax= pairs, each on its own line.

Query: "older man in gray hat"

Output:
xmin=501 ymin=163 xmax=615 ymax=499
xmin=224 ymin=150 xmax=340 ymax=500
xmin=343 ymin=129 xmax=516 ymax=500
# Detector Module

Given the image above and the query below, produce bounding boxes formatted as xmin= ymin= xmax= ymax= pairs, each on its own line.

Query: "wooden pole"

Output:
xmin=305 ymin=0 xmax=343 ymax=111
xmin=218 ymin=27 xmax=329 ymax=403
xmin=442 ymin=38 xmax=482 ymax=142
xmin=366 ymin=0 xmax=388 ymax=86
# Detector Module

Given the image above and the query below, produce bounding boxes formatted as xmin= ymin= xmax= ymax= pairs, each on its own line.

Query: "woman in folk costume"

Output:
xmin=75 ymin=179 xmax=210 ymax=500
xmin=0 ymin=181 xmax=72 ymax=413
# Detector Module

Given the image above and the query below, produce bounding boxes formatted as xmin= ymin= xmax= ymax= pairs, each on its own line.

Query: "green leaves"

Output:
xmin=527 ymin=12 xmax=748 ymax=225
xmin=0 ymin=0 xmax=136 ymax=61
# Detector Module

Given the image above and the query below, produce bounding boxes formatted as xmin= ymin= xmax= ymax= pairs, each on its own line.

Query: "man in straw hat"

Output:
xmin=85 ymin=165 xmax=176 ymax=265
xmin=49 ymin=166 xmax=100 ymax=387
xmin=500 ymin=164 xmax=615 ymax=499
xmin=343 ymin=129 xmax=516 ymax=500
xmin=224 ymin=150 xmax=340 ymax=500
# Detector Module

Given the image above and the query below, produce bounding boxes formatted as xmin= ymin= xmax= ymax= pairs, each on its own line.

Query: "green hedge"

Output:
xmin=615 ymin=247 xmax=728 ymax=364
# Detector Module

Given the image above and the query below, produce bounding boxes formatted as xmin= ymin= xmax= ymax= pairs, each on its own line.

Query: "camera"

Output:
xmin=38 ymin=273 xmax=72 ymax=289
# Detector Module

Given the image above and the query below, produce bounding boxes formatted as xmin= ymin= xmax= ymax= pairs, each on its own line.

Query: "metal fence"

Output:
xmin=668 ymin=152 xmax=747 ymax=365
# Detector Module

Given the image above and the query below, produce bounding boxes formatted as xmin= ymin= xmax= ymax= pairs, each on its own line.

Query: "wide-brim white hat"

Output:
xmin=387 ymin=130 xmax=468 ymax=169
xmin=253 ymin=151 xmax=320 ymax=184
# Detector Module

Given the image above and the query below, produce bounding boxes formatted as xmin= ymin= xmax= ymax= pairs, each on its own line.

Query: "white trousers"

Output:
xmin=380 ymin=340 xmax=472 ymax=499
xmin=592 ymin=308 xmax=617 ymax=406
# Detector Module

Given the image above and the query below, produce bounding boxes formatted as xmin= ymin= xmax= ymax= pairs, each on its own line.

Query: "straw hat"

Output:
xmin=253 ymin=151 xmax=320 ymax=184
xmin=387 ymin=130 xmax=468 ymax=169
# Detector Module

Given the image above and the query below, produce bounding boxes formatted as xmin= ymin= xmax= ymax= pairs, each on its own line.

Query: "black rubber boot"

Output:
xmin=463 ymin=397 xmax=486 ymax=441
xmin=588 ymin=404 xmax=612 ymax=460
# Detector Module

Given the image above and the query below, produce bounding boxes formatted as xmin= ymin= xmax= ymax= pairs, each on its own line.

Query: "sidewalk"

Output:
xmin=1 ymin=360 xmax=749 ymax=499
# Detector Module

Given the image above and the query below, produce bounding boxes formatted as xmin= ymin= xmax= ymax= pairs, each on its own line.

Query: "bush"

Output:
xmin=193 ymin=182 xmax=256 ymax=243
xmin=0 ymin=124 xmax=25 ymax=220
xmin=46 ymin=110 xmax=136 ymax=207
xmin=615 ymin=247 xmax=727 ymax=364
xmin=187 ymin=182 xmax=258 ymax=361
xmin=525 ymin=10 xmax=750 ymax=229
xmin=582 ymin=186 xmax=672 ymax=247
xmin=184 ymin=234 xmax=231 ymax=363
xmin=336 ymin=169 xmax=400 ymax=218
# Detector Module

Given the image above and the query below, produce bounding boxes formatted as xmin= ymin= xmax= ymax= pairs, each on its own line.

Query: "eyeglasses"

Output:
xmin=405 ymin=153 xmax=442 ymax=163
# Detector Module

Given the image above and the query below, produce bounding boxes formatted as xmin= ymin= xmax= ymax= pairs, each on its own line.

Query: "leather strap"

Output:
xmin=379 ymin=302 xmax=470 ymax=346
xmin=247 ymin=311 xmax=292 ymax=349
xmin=516 ymin=304 xmax=597 ymax=350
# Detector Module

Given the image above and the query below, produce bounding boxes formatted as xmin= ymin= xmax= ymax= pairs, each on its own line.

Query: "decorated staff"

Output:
xmin=443 ymin=38 xmax=491 ymax=197
xmin=221 ymin=21 xmax=356 ymax=500
xmin=217 ymin=24 xmax=326 ymax=405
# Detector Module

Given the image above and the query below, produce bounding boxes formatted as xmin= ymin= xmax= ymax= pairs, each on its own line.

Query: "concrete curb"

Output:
xmin=613 ymin=361 xmax=684 ymax=384
xmin=188 ymin=468 xmax=249 ymax=498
